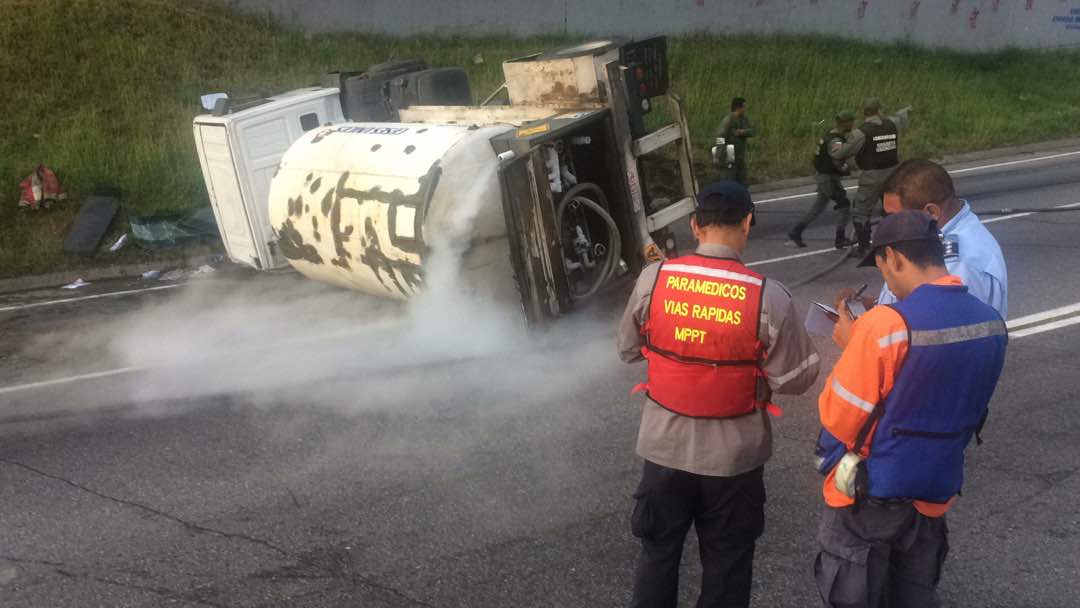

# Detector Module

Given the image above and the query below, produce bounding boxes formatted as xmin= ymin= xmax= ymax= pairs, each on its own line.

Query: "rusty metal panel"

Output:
xmin=524 ymin=153 xmax=572 ymax=316
xmin=503 ymin=52 xmax=614 ymax=108
xmin=398 ymin=105 xmax=562 ymax=126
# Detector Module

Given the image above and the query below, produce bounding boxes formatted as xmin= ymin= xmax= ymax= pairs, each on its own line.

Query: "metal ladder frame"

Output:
xmin=605 ymin=61 xmax=700 ymax=263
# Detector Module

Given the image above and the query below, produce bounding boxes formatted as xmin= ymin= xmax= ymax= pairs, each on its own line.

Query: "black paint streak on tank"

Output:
xmin=321 ymin=190 xmax=333 ymax=217
xmin=329 ymin=172 xmax=354 ymax=270
xmin=287 ymin=195 xmax=305 ymax=218
xmin=416 ymin=128 xmax=428 ymax=134
xmin=309 ymin=177 xmax=322 ymax=194
xmin=370 ymin=144 xmax=382 ymax=152
xmin=386 ymin=162 xmax=441 ymax=255
xmin=404 ymin=145 xmax=416 ymax=155
xmin=311 ymin=216 xmax=319 ymax=231
xmin=304 ymin=204 xmax=310 ymax=214
xmin=305 ymin=173 xmax=314 ymax=184
xmin=277 ymin=219 xmax=323 ymax=264
xmin=359 ymin=218 xmax=412 ymax=295
xmin=324 ymin=169 xmax=441 ymax=295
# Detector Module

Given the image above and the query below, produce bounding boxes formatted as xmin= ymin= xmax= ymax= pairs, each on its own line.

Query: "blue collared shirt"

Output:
xmin=877 ymin=201 xmax=1008 ymax=318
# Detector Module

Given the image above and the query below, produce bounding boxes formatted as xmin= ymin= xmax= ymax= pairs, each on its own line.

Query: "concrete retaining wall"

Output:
xmin=215 ymin=0 xmax=1080 ymax=51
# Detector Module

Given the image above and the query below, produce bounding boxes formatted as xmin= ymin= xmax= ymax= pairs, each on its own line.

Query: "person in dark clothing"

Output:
xmin=715 ymin=98 xmax=755 ymax=186
xmin=788 ymin=111 xmax=856 ymax=249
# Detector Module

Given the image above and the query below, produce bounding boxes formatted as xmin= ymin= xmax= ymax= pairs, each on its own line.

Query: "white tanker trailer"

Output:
xmin=194 ymin=38 xmax=700 ymax=324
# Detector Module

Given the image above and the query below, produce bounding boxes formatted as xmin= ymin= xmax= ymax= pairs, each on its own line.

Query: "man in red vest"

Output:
xmin=618 ymin=181 xmax=821 ymax=608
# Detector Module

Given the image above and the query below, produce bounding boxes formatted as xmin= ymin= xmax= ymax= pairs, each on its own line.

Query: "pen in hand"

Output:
xmin=845 ymin=283 xmax=869 ymax=321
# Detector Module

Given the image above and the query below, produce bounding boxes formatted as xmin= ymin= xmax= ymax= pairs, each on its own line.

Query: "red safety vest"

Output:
xmin=637 ymin=254 xmax=768 ymax=418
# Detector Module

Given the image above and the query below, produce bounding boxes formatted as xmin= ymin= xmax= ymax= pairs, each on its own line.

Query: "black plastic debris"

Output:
xmin=63 ymin=195 xmax=118 ymax=254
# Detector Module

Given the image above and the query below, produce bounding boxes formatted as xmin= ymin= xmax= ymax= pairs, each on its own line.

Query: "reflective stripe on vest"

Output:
xmin=638 ymin=255 xmax=766 ymax=419
xmin=863 ymin=284 xmax=1008 ymax=503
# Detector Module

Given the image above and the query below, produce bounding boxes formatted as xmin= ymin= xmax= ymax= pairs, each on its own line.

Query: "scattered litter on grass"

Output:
xmin=141 ymin=270 xmax=161 ymax=280
xmin=190 ymin=265 xmax=216 ymax=277
xmin=61 ymin=278 xmax=91 ymax=290
xmin=108 ymin=234 xmax=129 ymax=252
xmin=18 ymin=165 xmax=66 ymax=210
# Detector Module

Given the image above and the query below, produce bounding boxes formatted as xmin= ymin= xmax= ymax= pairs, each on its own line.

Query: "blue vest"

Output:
xmin=816 ymin=283 xmax=1008 ymax=503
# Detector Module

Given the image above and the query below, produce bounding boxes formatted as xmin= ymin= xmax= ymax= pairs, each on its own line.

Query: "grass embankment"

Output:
xmin=2 ymin=0 xmax=1079 ymax=277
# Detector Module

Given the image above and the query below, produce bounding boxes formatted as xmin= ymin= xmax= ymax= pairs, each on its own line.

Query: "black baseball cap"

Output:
xmin=695 ymin=181 xmax=755 ymax=222
xmin=857 ymin=210 xmax=943 ymax=267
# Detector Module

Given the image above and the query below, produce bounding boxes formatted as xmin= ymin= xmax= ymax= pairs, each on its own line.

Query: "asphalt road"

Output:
xmin=2 ymin=147 xmax=1080 ymax=607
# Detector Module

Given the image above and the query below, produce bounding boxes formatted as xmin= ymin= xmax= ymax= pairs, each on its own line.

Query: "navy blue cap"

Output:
xmin=695 ymin=181 xmax=755 ymax=221
xmin=857 ymin=210 xmax=943 ymax=267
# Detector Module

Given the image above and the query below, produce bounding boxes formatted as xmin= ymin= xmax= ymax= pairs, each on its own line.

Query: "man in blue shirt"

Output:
xmin=874 ymin=159 xmax=1008 ymax=318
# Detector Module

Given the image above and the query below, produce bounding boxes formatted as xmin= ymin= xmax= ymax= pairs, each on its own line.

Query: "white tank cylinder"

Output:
xmin=268 ymin=122 xmax=516 ymax=300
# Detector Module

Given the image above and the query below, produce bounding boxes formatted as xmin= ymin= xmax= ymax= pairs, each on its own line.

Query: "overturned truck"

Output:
xmin=193 ymin=38 xmax=699 ymax=324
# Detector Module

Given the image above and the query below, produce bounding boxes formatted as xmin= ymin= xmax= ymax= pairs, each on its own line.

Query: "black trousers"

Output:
xmin=815 ymin=503 xmax=949 ymax=608
xmin=630 ymin=461 xmax=766 ymax=608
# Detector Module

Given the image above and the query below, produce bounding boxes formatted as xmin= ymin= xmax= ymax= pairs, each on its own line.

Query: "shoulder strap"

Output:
xmin=851 ymin=304 xmax=910 ymax=454
xmin=852 ymin=403 xmax=884 ymax=454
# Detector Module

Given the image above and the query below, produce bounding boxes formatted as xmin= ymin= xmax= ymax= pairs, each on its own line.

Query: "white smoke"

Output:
xmin=6 ymin=158 xmax=625 ymax=422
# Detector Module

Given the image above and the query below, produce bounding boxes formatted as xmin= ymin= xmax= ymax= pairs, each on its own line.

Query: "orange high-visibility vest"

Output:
xmin=638 ymin=255 xmax=766 ymax=418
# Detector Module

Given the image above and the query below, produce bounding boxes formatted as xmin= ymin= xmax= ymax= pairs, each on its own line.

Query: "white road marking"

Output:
xmin=1007 ymin=302 xmax=1080 ymax=330
xmin=0 ymin=366 xmax=143 ymax=396
xmin=949 ymin=150 xmax=1080 ymax=175
xmin=747 ymin=247 xmax=839 ymax=267
xmin=0 ymin=319 xmax=408 ymax=397
xmin=746 ymin=200 xmax=1080 ymax=267
xmin=754 ymin=190 xmax=829 ymax=205
xmin=1010 ymin=314 xmax=1080 ymax=338
xmin=0 ymin=284 xmax=185 ymax=313
xmin=754 ymin=149 xmax=1080 ymax=206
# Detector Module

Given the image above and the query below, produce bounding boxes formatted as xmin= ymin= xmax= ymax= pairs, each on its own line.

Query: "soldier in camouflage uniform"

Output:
xmin=715 ymin=97 xmax=755 ymax=186
xmin=833 ymin=98 xmax=911 ymax=254
xmin=787 ymin=111 xmax=857 ymax=249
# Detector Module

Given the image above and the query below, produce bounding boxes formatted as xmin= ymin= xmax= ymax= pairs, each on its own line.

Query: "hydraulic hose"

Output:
xmin=786 ymin=248 xmax=856 ymax=289
xmin=556 ymin=183 xmax=622 ymax=300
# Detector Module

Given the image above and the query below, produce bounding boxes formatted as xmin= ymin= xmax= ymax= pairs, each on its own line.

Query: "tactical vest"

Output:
xmin=855 ymin=118 xmax=899 ymax=171
xmin=814 ymin=130 xmax=846 ymax=175
xmin=637 ymin=255 xmax=767 ymax=419
xmin=816 ymin=283 xmax=1008 ymax=503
